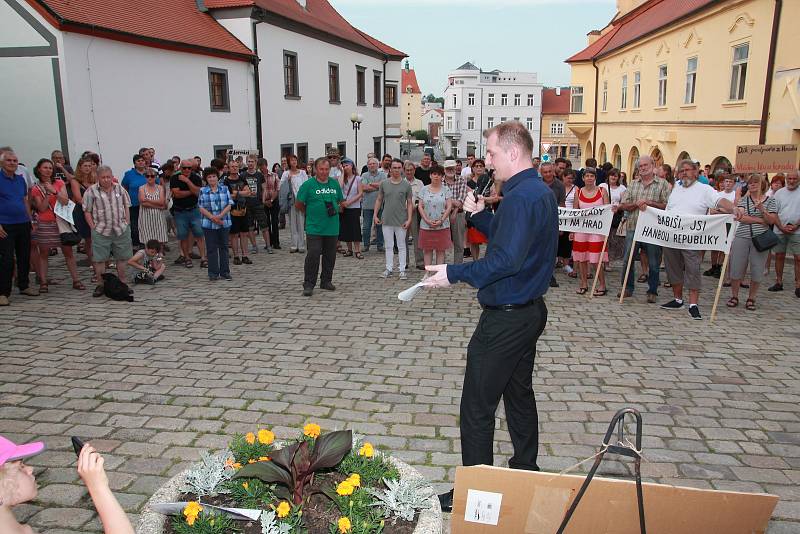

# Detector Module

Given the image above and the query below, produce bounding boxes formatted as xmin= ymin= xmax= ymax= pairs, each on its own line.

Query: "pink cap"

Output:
xmin=0 ymin=435 xmax=45 ymax=467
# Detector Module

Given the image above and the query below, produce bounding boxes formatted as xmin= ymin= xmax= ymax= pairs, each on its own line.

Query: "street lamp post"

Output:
xmin=350 ymin=112 xmax=363 ymax=168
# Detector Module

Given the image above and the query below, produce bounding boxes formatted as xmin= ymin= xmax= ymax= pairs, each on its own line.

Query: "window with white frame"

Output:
xmin=550 ymin=121 xmax=564 ymax=135
xmin=571 ymin=86 xmax=583 ymax=112
xmin=446 ymin=117 xmax=453 ymax=131
xmin=514 ymin=94 xmax=521 ymax=106
xmin=526 ymin=117 xmax=533 ymax=130
xmin=500 ymin=116 xmax=507 ymax=122
xmin=488 ymin=93 xmax=495 ymax=105
xmin=467 ymin=116 xmax=475 ymax=129
xmin=657 ymin=65 xmax=668 ymax=106
xmin=729 ymin=43 xmax=749 ymax=101
xmin=602 ymin=80 xmax=607 ymax=112
xmin=621 ymin=74 xmax=628 ymax=109
xmin=468 ymin=93 xmax=475 ymax=106
xmin=452 ymin=93 xmax=457 ymax=108
xmin=633 ymin=71 xmax=641 ymax=108
xmin=487 ymin=117 xmax=494 ymax=128
xmin=685 ymin=57 xmax=698 ymax=104
xmin=527 ymin=94 xmax=534 ymax=106
xmin=501 ymin=94 xmax=508 ymax=105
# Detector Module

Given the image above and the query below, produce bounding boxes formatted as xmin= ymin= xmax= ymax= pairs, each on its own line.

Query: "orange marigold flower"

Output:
xmin=245 ymin=432 xmax=256 ymax=445
xmin=303 ymin=423 xmax=321 ymax=438
xmin=257 ymin=429 xmax=275 ymax=445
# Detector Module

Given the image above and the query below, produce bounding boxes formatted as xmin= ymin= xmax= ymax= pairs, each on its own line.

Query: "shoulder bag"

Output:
xmin=748 ymin=197 xmax=778 ymax=252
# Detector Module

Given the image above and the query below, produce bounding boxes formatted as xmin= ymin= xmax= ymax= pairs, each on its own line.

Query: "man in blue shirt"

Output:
xmin=0 ymin=150 xmax=39 ymax=305
xmin=121 ymin=154 xmax=148 ymax=248
xmin=425 ymin=121 xmax=558 ymax=511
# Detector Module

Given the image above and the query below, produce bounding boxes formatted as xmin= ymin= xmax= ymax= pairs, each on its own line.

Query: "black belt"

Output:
xmin=480 ymin=297 xmax=542 ymax=311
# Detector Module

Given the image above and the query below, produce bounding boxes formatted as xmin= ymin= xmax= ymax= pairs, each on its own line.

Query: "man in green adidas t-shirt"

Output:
xmin=296 ymin=157 xmax=344 ymax=297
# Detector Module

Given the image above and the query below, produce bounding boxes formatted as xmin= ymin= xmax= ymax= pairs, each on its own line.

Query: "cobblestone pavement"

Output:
xmin=1 ymin=231 xmax=798 ymax=533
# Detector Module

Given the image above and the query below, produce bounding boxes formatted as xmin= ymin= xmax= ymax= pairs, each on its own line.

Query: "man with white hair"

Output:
xmin=659 ymin=159 xmax=734 ymax=319
xmin=768 ymin=170 xmax=800 ymax=297
xmin=0 ymin=150 xmax=38 ymax=305
xmin=360 ymin=157 xmax=386 ymax=252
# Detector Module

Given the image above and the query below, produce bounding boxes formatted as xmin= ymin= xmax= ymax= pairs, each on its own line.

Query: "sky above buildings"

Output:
xmin=330 ymin=0 xmax=618 ymax=95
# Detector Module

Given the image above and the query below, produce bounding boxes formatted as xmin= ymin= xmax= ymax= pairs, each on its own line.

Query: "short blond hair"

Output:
xmin=483 ymin=121 xmax=533 ymax=157
xmin=747 ymin=173 xmax=769 ymax=194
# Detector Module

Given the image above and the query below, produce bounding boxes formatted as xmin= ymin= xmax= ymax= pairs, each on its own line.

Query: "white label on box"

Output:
xmin=464 ymin=489 xmax=503 ymax=526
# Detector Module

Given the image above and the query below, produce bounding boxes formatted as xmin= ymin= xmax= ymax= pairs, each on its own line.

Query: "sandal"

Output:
xmin=663 ymin=282 xmax=672 ymax=288
xmin=185 ymin=259 xmax=193 ymax=268
xmin=72 ymin=281 xmax=85 ymax=290
xmin=726 ymin=297 xmax=739 ymax=308
xmin=39 ymin=284 xmax=48 ymax=293
xmin=354 ymin=252 xmax=364 ymax=259
xmin=745 ymin=299 xmax=756 ymax=311
xmin=343 ymin=250 xmax=353 ymax=257
xmin=200 ymin=260 xmax=208 ymax=268
xmin=576 ymin=287 xmax=588 ymax=295
xmin=593 ymin=288 xmax=607 ymax=296
xmin=568 ymin=271 xmax=578 ymax=278
xmin=637 ymin=274 xmax=647 ymax=283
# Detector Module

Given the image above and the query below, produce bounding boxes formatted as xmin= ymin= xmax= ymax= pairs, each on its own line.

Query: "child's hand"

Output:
xmin=77 ymin=444 xmax=109 ymax=493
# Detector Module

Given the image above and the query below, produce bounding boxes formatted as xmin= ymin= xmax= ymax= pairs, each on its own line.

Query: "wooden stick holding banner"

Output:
xmin=589 ymin=233 xmax=610 ymax=299
xmin=710 ymin=221 xmax=739 ymax=323
xmin=619 ymin=237 xmax=637 ymax=304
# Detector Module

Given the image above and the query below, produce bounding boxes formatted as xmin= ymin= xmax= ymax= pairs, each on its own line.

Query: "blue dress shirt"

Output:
xmin=447 ymin=168 xmax=558 ymax=306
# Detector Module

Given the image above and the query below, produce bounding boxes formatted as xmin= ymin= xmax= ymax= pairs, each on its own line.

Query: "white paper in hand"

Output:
xmin=398 ymin=280 xmax=426 ymax=302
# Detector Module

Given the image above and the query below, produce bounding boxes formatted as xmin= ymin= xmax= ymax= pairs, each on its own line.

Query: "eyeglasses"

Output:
xmin=145 ymin=173 xmax=157 ymax=177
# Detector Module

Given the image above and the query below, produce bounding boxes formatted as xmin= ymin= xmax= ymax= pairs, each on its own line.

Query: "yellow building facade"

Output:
xmin=566 ymin=0 xmax=799 ymax=177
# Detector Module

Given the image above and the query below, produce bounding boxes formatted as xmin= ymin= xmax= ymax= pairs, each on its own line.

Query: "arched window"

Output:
xmin=676 ymin=151 xmax=691 ymax=167
xmin=585 ymin=140 xmax=593 ymax=160
xmin=628 ymin=146 xmax=640 ymax=178
xmin=651 ymin=147 xmax=663 ymax=168
xmin=598 ymin=143 xmax=607 ymax=164
xmin=612 ymin=145 xmax=622 ymax=170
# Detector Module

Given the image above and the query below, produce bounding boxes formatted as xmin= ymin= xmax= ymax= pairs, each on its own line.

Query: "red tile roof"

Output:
xmin=541 ymin=88 xmax=570 ymax=115
xmin=205 ymin=0 xmax=406 ymax=59
xmin=29 ymin=0 xmax=254 ymax=61
xmin=566 ymin=0 xmax=715 ymax=62
xmin=401 ymin=68 xmax=421 ymax=94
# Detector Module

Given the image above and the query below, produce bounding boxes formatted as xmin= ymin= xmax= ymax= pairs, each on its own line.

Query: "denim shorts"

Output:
xmin=174 ymin=208 xmax=204 ymax=240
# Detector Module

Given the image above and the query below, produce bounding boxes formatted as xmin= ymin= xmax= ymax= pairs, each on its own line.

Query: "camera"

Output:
xmin=324 ymin=201 xmax=337 ymax=217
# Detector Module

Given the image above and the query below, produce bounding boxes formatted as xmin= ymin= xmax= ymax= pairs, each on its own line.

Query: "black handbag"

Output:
xmin=747 ymin=197 xmax=778 ymax=252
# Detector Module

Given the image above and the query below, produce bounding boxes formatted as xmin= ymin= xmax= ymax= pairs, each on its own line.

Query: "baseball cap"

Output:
xmin=341 ymin=158 xmax=354 ymax=167
xmin=0 ymin=435 xmax=45 ymax=466
xmin=443 ymin=160 xmax=457 ymax=169
xmin=326 ymin=148 xmax=340 ymax=157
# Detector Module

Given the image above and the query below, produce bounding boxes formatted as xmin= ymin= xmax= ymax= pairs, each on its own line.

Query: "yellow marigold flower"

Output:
xmin=346 ymin=473 xmax=361 ymax=487
xmin=338 ymin=516 xmax=352 ymax=533
xmin=242 ymin=482 xmax=249 ymax=490
xmin=233 ymin=462 xmax=242 ymax=469
xmin=259 ymin=456 xmax=271 ymax=462
xmin=245 ymin=432 xmax=256 ymax=445
xmin=336 ymin=480 xmax=355 ymax=496
xmin=276 ymin=501 xmax=291 ymax=518
xmin=303 ymin=423 xmax=321 ymax=438
xmin=248 ymin=459 xmax=256 ymax=464
xmin=183 ymin=502 xmax=202 ymax=526
xmin=257 ymin=429 xmax=275 ymax=445
xmin=224 ymin=458 xmax=236 ymax=468
xmin=358 ymin=443 xmax=374 ymax=458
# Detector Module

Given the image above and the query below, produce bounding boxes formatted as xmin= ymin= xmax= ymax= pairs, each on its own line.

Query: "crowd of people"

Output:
xmin=0 ymin=138 xmax=797 ymax=313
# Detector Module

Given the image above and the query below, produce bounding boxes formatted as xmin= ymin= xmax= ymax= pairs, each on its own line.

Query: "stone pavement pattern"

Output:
xmin=1 ymin=231 xmax=798 ymax=533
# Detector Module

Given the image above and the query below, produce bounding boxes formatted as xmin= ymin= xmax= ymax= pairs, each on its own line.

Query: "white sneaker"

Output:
xmin=381 ymin=269 xmax=392 ymax=278
xmin=399 ymin=272 xmax=408 ymax=281
xmin=563 ymin=265 xmax=574 ymax=274
xmin=250 ymin=245 xmax=258 ymax=254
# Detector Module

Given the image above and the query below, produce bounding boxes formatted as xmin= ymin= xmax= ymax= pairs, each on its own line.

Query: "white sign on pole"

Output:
xmin=633 ymin=207 xmax=733 ymax=252
xmin=558 ymin=205 xmax=614 ymax=237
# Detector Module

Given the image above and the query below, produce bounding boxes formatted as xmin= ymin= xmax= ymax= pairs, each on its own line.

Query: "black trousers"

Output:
xmin=265 ymin=202 xmax=280 ymax=246
xmin=0 ymin=222 xmax=32 ymax=296
xmin=303 ymin=234 xmax=337 ymax=288
xmin=129 ymin=205 xmax=141 ymax=246
xmin=460 ymin=298 xmax=547 ymax=470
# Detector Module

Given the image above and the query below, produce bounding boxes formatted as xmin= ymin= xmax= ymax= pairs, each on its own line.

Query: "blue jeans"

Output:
xmin=175 ymin=208 xmax=204 ymax=240
xmin=622 ymin=230 xmax=662 ymax=295
xmin=203 ymin=227 xmax=230 ymax=278
xmin=361 ymin=209 xmax=383 ymax=249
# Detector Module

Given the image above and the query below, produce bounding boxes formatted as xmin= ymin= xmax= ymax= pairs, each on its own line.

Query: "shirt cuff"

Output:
xmin=446 ymin=264 xmax=462 ymax=284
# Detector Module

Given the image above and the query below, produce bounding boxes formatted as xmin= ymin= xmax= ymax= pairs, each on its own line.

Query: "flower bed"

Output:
xmin=136 ymin=424 xmax=442 ymax=534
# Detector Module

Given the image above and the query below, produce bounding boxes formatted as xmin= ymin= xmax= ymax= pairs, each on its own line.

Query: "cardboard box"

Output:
xmin=735 ymin=144 xmax=798 ymax=173
xmin=451 ymin=466 xmax=778 ymax=533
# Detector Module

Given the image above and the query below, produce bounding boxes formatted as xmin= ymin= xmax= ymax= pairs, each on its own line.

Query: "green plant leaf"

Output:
xmin=310 ymin=430 xmax=353 ymax=471
xmin=273 ymin=485 xmax=291 ymax=500
xmin=270 ymin=442 xmax=301 ymax=471
xmin=233 ymin=462 xmax=292 ymax=487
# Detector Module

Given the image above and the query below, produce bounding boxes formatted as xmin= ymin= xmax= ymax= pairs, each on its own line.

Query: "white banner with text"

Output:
xmin=558 ymin=205 xmax=614 ymax=237
xmin=633 ymin=207 xmax=734 ymax=252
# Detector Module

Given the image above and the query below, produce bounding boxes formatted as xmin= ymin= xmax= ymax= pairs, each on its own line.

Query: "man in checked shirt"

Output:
xmin=443 ymin=159 xmax=469 ymax=264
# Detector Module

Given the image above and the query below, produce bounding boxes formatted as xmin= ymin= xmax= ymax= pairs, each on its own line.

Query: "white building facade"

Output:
xmin=1 ymin=0 xmax=405 ymax=173
xmin=442 ymin=62 xmax=543 ymax=159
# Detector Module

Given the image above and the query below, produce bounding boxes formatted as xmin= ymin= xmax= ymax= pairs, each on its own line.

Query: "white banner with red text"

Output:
xmin=558 ymin=204 xmax=614 ymax=237
xmin=633 ymin=207 xmax=735 ymax=252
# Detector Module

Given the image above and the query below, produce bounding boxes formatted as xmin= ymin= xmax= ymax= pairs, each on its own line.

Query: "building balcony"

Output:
xmin=443 ymin=130 xmax=461 ymax=139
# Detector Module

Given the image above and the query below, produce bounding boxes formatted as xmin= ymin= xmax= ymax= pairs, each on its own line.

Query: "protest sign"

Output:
xmin=558 ymin=205 xmax=614 ymax=237
xmin=735 ymin=144 xmax=797 ymax=173
xmin=633 ymin=207 xmax=733 ymax=252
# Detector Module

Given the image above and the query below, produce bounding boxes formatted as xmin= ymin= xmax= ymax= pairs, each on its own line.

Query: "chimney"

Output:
xmin=587 ymin=30 xmax=601 ymax=45
xmin=296 ymin=0 xmax=307 ymax=8
xmin=555 ymin=87 xmax=561 ymax=96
